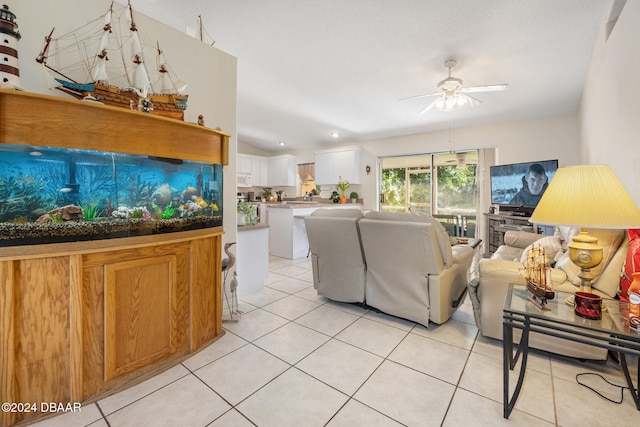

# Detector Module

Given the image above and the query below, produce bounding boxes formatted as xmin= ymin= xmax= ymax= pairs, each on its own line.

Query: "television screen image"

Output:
xmin=490 ymin=159 xmax=559 ymax=207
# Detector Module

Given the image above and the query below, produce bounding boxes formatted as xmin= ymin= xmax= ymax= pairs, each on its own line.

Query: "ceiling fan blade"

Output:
xmin=419 ymin=98 xmax=441 ymax=114
xmin=459 ymin=84 xmax=509 ymax=93
xmin=399 ymin=91 xmax=441 ymax=101
xmin=465 ymin=93 xmax=483 ymax=108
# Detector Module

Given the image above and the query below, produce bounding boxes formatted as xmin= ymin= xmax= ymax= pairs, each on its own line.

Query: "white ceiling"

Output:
xmin=128 ymin=0 xmax=612 ymax=153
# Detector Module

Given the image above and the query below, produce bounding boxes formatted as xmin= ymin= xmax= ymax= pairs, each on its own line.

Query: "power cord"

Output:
xmin=576 ymin=373 xmax=629 ymax=404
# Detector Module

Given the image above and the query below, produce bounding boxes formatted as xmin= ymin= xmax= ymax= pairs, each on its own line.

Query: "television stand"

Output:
xmin=484 ymin=213 xmax=543 ymax=257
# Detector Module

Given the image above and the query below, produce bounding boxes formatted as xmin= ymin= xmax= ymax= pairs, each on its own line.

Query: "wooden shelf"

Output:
xmin=0 ymin=89 xmax=229 ymax=165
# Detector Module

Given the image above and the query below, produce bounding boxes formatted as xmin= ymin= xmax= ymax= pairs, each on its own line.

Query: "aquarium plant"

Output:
xmin=161 ymin=204 xmax=175 ymax=219
xmin=81 ymin=202 xmax=101 ymax=221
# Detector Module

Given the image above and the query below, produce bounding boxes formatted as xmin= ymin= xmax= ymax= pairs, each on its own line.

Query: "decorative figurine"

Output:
xmin=0 ymin=4 xmax=23 ymax=90
xmin=521 ymin=245 xmax=555 ymax=309
xmin=197 ymin=115 xmax=205 ymax=126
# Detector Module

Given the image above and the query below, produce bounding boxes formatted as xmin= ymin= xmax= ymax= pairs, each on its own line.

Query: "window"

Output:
xmin=380 ymin=151 xmax=478 ymax=237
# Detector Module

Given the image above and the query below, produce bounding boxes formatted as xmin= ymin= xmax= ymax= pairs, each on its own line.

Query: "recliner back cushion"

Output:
xmin=363 ymin=211 xmax=453 ymax=267
xmin=311 ymin=208 xmax=364 ymax=218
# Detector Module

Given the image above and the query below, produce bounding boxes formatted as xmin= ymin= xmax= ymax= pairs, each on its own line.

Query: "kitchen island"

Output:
xmin=268 ymin=202 xmax=363 ymax=259
xmin=236 ymin=223 xmax=269 ymax=296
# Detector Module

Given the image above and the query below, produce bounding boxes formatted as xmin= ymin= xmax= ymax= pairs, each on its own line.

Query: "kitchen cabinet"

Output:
xmin=314 ymin=146 xmax=362 ymax=185
xmin=238 ymin=154 xmax=267 ymax=187
xmin=268 ymin=154 xmax=297 ymax=186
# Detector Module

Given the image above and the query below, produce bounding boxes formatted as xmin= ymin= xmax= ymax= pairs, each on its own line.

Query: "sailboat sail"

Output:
xmin=35 ymin=1 xmax=188 ymax=120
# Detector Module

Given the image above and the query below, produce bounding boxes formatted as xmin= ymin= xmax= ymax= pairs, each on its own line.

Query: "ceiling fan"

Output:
xmin=401 ymin=60 xmax=509 ymax=114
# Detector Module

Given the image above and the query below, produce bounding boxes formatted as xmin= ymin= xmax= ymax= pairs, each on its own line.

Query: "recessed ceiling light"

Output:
xmin=278 ymin=141 xmax=285 ymax=146
xmin=331 ymin=132 xmax=340 ymax=138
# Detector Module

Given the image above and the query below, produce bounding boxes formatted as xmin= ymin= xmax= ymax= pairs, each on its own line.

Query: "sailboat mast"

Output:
xmin=35 ymin=27 xmax=55 ymax=64
xmin=127 ymin=0 xmax=152 ymax=94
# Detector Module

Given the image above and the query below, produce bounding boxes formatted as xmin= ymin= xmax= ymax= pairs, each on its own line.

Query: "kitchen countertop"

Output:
xmin=267 ymin=202 xmax=362 ymax=209
xmin=237 ymin=223 xmax=270 ymax=231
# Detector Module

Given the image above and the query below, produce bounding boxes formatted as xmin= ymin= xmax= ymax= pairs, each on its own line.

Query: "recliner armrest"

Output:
xmin=451 ymin=245 xmax=474 ymax=265
xmin=479 ymin=258 xmax=567 ymax=285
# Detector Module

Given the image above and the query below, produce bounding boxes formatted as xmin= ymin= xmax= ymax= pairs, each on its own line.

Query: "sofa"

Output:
xmin=305 ymin=209 xmax=475 ymax=326
xmin=470 ymin=226 xmax=628 ymax=360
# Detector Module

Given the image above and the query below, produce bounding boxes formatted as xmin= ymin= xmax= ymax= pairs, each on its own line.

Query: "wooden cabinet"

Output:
xmin=314 ymin=146 xmax=362 ymax=185
xmin=0 ymin=230 xmax=223 ymax=427
xmin=268 ymin=154 xmax=297 ymax=186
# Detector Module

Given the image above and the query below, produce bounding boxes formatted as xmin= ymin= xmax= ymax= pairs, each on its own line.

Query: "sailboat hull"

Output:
xmin=55 ymin=79 xmax=188 ymax=121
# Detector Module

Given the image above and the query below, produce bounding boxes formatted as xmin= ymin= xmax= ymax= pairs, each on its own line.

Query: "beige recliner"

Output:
xmin=358 ymin=212 xmax=475 ymax=326
xmin=471 ymin=227 xmax=628 ymax=360
xmin=304 ymin=209 xmax=366 ymax=303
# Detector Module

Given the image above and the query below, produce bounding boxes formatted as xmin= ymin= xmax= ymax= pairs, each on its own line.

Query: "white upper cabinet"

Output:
xmin=314 ymin=146 xmax=362 ymax=185
xmin=267 ymin=154 xmax=297 ymax=187
xmin=238 ymin=154 xmax=266 ymax=187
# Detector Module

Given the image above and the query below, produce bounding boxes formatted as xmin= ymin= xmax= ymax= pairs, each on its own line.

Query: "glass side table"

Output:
xmin=503 ymin=283 xmax=640 ymax=418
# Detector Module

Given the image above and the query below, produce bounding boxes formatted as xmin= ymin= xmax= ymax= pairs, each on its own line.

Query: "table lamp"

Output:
xmin=529 ymin=165 xmax=640 ymax=293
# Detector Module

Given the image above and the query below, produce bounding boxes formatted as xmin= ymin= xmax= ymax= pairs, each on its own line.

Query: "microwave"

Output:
xmin=237 ymin=173 xmax=252 ymax=187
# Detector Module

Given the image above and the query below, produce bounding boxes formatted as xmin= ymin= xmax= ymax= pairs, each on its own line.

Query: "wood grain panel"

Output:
xmin=0 ymin=261 xmax=16 ymax=427
xmin=13 ymin=257 xmax=71 ymax=412
xmin=104 ymin=255 xmax=176 ymax=380
xmin=0 ymin=89 xmax=229 ymax=165
xmin=80 ymin=265 xmax=105 ymax=398
xmin=190 ymin=236 xmax=223 ymax=349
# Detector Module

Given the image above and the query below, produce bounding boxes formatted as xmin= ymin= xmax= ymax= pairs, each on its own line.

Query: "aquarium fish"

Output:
xmin=59 ymin=187 xmax=73 ymax=193
xmin=18 ymin=176 xmax=36 ymax=184
xmin=31 ymin=208 xmax=48 ymax=216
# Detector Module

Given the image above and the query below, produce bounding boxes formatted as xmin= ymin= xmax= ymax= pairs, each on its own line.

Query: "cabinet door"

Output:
xmin=315 ymin=147 xmax=361 ymax=184
xmin=237 ymin=154 xmax=252 ymax=174
xmin=268 ymin=155 xmax=297 ymax=186
xmin=259 ymin=158 xmax=269 ymax=187
xmin=251 ymin=157 xmax=262 ymax=186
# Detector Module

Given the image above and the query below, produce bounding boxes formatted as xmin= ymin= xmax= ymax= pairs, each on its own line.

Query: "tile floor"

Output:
xmin=32 ymin=256 xmax=639 ymax=427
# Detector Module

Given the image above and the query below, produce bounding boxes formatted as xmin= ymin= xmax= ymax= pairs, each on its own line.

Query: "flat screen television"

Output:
xmin=490 ymin=159 xmax=559 ymax=216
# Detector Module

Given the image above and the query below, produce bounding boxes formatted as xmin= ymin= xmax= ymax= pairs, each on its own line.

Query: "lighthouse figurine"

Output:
xmin=0 ymin=4 xmax=23 ymax=90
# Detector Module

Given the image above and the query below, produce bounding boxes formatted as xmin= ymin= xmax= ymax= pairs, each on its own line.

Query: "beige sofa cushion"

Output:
xmin=363 ymin=211 xmax=453 ymax=267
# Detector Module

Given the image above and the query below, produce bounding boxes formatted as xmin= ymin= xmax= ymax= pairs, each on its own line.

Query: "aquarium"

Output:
xmin=0 ymin=143 xmax=223 ymax=246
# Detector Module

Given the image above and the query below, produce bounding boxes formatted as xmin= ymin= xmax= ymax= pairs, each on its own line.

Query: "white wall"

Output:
xmin=580 ymin=0 xmax=640 ymax=205
xmin=11 ymin=0 xmax=238 ymax=244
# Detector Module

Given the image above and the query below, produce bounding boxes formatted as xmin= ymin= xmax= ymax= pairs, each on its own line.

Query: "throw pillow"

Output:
xmin=519 ymin=235 xmax=564 ymax=266
xmin=555 ymin=252 xmax=581 ymax=286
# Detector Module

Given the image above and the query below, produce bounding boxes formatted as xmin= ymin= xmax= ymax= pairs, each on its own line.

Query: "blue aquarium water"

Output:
xmin=0 ymin=143 xmax=223 ymax=246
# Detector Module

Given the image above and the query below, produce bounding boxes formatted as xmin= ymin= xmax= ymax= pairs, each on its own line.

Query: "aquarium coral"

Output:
xmin=112 ymin=206 xmax=151 ymax=220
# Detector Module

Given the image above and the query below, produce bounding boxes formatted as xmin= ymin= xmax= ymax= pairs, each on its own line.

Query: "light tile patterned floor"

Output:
xmin=32 ymin=255 xmax=639 ymax=427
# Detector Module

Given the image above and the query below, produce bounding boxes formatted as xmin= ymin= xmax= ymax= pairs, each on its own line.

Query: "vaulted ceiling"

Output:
xmin=129 ymin=0 xmax=612 ymax=153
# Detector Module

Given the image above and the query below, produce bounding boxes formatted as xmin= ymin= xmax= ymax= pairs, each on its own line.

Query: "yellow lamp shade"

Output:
xmin=529 ymin=165 xmax=640 ymax=228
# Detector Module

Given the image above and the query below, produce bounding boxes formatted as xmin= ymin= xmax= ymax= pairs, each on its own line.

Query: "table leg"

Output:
xmin=504 ymin=317 xmax=530 ymax=418
xmin=619 ymin=353 xmax=640 ymax=410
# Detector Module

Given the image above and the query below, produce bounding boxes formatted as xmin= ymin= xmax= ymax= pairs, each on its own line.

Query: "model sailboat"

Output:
xmin=521 ymin=244 xmax=555 ymax=309
xmin=36 ymin=1 xmax=188 ymax=120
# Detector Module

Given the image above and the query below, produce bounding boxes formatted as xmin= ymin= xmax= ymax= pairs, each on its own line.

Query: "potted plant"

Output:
xmin=237 ymin=201 xmax=258 ymax=226
xmin=349 ymin=191 xmax=359 ymax=203
xmin=261 ymin=187 xmax=272 ymax=202
xmin=330 ymin=191 xmax=340 ymax=203
xmin=336 ymin=176 xmax=349 ymax=204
